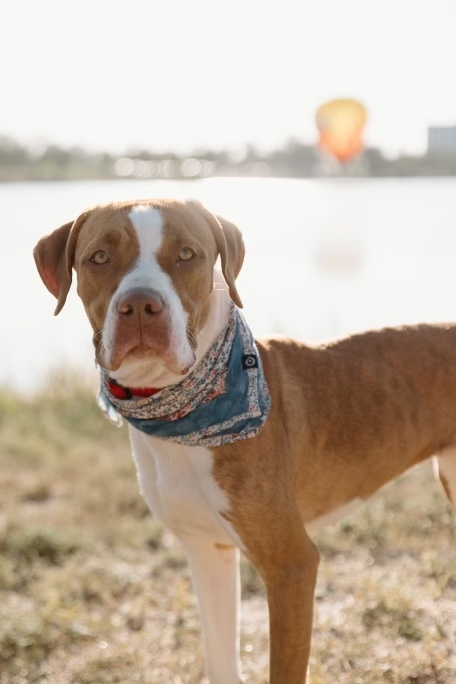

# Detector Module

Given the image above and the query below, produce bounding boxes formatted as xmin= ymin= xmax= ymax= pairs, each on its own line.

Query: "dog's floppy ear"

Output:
xmin=33 ymin=212 xmax=88 ymax=315
xmin=211 ymin=213 xmax=245 ymax=309
xmin=216 ymin=213 xmax=245 ymax=275
xmin=188 ymin=201 xmax=244 ymax=308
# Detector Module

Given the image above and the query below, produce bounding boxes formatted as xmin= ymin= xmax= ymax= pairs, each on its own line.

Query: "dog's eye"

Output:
xmin=178 ymin=247 xmax=194 ymax=262
xmin=91 ymin=250 xmax=110 ymax=265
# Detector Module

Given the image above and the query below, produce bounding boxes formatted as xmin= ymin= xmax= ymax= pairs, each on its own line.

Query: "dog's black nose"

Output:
xmin=117 ymin=288 xmax=164 ymax=318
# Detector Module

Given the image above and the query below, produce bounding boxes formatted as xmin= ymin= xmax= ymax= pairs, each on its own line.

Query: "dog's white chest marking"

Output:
xmin=129 ymin=427 xmax=244 ymax=547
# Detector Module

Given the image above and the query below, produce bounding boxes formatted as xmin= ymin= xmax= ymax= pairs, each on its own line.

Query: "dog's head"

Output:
xmin=34 ymin=199 xmax=244 ymax=383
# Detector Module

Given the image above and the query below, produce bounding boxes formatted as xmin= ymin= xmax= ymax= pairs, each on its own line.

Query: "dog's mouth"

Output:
xmin=96 ymin=331 xmax=196 ymax=377
xmin=129 ymin=344 xmax=160 ymax=360
xmin=129 ymin=343 xmax=196 ymax=376
xmin=95 ymin=294 xmax=199 ymax=380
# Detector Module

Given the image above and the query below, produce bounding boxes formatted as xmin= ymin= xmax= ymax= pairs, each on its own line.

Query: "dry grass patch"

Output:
xmin=0 ymin=373 xmax=455 ymax=682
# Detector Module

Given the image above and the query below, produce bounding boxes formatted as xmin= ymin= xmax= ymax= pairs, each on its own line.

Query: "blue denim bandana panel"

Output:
xmin=98 ymin=305 xmax=271 ymax=447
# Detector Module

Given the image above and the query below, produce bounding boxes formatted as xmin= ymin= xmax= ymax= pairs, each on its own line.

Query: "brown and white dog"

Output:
xmin=34 ymin=198 xmax=456 ymax=684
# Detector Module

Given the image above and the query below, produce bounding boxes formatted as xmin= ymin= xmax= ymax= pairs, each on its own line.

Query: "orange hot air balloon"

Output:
xmin=315 ymin=99 xmax=367 ymax=163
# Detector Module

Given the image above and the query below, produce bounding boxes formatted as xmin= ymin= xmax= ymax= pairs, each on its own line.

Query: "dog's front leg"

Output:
xmin=250 ymin=519 xmax=319 ymax=684
xmin=181 ymin=537 xmax=242 ymax=684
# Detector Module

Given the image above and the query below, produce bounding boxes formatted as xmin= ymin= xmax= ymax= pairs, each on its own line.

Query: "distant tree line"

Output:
xmin=0 ymin=135 xmax=454 ymax=182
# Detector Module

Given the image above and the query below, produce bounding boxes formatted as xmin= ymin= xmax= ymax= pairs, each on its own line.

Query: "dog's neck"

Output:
xmin=107 ymin=270 xmax=232 ymax=390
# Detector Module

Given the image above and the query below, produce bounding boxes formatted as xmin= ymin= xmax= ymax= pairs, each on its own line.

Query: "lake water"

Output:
xmin=2 ymin=176 xmax=455 ymax=391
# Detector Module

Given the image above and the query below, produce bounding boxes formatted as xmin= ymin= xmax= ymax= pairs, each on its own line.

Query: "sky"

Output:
xmin=3 ymin=0 xmax=456 ymax=157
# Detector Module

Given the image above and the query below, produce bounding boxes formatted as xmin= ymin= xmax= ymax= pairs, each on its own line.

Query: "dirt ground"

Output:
xmin=0 ymin=377 xmax=455 ymax=683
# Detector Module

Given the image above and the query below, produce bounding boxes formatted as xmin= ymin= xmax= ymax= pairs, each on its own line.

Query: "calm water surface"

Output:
xmin=2 ymin=176 xmax=455 ymax=390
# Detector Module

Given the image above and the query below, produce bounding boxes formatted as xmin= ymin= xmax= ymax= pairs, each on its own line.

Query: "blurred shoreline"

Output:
xmin=1 ymin=135 xmax=455 ymax=182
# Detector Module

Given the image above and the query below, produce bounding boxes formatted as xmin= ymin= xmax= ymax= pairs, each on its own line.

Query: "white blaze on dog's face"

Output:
xmin=33 ymin=199 xmax=244 ymax=387
xmin=88 ymin=205 xmax=196 ymax=376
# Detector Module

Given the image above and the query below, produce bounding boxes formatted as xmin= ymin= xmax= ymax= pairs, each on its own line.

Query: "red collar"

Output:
xmin=108 ymin=379 xmax=162 ymax=400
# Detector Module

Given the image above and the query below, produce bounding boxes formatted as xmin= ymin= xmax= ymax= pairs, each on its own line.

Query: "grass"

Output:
xmin=0 ymin=371 xmax=455 ymax=683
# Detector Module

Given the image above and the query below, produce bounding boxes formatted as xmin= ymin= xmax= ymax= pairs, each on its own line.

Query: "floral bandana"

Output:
xmin=98 ymin=305 xmax=271 ymax=447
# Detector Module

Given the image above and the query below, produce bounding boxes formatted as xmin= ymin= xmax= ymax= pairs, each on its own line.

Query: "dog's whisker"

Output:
xmin=186 ymin=327 xmax=200 ymax=350
xmin=92 ymin=330 xmax=106 ymax=358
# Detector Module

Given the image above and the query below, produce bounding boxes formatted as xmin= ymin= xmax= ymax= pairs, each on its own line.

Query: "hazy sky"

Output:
xmin=3 ymin=0 xmax=455 ymax=156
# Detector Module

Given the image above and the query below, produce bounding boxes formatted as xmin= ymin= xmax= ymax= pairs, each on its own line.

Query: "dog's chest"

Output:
xmin=129 ymin=427 xmax=242 ymax=546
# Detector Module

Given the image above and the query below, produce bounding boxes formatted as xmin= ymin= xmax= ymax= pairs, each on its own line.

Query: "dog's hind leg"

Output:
xmin=181 ymin=537 xmax=242 ymax=684
xmin=435 ymin=446 xmax=456 ymax=504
